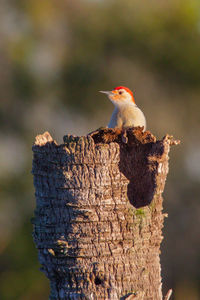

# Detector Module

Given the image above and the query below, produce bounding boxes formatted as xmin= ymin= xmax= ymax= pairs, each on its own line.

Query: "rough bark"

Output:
xmin=32 ymin=128 xmax=178 ymax=300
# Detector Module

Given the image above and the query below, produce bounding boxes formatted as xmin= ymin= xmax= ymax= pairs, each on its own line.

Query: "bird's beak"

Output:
xmin=99 ymin=90 xmax=113 ymax=96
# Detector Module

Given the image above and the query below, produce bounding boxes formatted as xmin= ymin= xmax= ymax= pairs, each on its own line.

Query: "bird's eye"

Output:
xmin=119 ymin=90 xmax=123 ymax=95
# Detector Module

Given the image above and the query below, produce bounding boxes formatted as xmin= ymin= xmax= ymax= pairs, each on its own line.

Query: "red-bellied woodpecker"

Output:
xmin=100 ymin=86 xmax=146 ymax=131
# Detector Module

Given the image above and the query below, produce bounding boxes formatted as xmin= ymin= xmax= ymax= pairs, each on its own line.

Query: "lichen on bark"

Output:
xmin=32 ymin=128 xmax=178 ymax=300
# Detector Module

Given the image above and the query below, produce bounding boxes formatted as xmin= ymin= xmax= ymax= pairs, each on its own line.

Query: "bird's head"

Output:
xmin=100 ymin=86 xmax=135 ymax=107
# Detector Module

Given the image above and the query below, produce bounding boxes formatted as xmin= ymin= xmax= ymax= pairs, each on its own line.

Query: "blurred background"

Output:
xmin=0 ymin=0 xmax=199 ymax=299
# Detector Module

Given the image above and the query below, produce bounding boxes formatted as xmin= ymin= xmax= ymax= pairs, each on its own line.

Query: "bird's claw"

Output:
xmin=122 ymin=130 xmax=128 ymax=143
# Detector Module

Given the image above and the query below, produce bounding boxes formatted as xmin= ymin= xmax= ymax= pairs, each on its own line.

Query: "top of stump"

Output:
xmin=34 ymin=127 xmax=180 ymax=148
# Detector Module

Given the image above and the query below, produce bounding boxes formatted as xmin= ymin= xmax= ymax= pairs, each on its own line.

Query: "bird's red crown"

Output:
xmin=114 ymin=86 xmax=135 ymax=103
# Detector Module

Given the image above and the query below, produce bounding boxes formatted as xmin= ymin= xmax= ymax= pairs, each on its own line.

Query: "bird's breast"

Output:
xmin=108 ymin=105 xmax=146 ymax=130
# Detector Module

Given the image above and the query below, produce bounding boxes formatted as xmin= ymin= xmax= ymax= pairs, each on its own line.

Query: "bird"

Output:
xmin=100 ymin=86 xmax=146 ymax=131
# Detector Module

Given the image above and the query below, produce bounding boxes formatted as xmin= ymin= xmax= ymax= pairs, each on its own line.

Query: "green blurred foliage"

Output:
xmin=0 ymin=0 xmax=200 ymax=299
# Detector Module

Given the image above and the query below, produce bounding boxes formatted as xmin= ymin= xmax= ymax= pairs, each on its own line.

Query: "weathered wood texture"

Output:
xmin=32 ymin=129 xmax=175 ymax=300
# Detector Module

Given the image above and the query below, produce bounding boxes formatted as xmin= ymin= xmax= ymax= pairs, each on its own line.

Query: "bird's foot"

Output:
xmin=121 ymin=129 xmax=128 ymax=144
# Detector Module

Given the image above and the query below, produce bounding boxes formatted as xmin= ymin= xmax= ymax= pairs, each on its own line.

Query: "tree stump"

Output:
xmin=32 ymin=128 xmax=178 ymax=300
